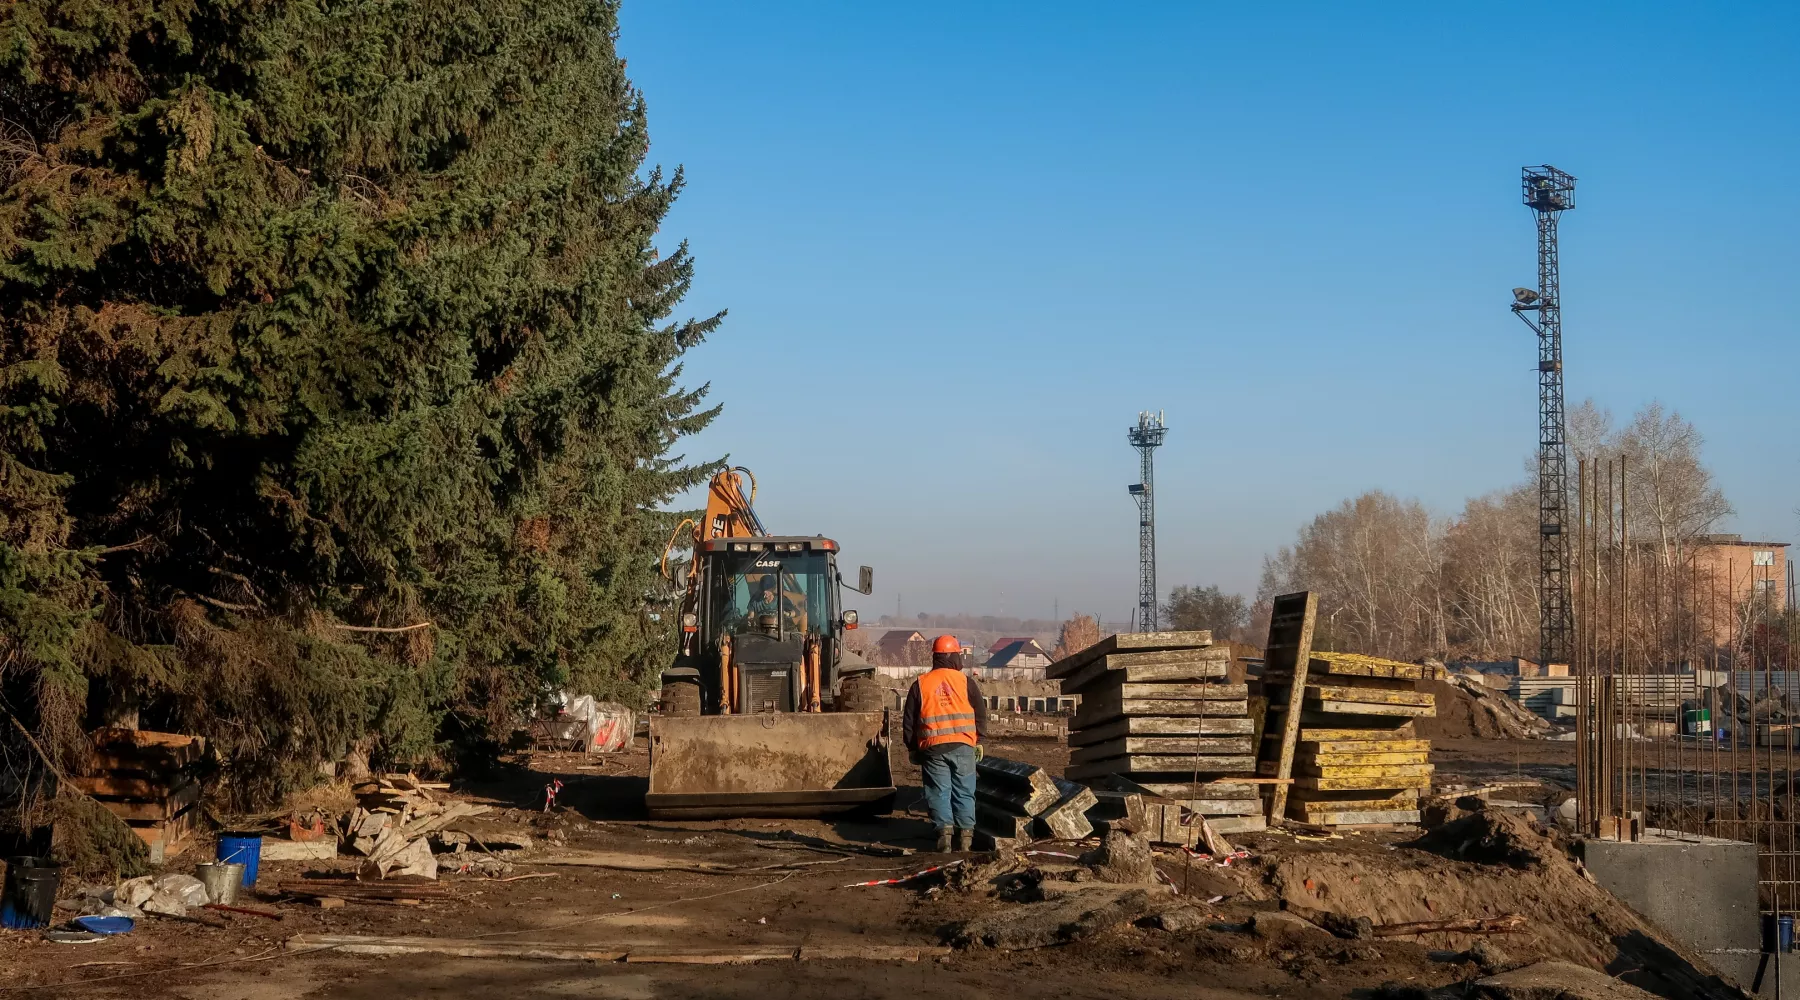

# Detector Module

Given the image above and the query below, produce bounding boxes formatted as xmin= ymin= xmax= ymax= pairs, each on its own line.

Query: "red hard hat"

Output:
xmin=932 ymin=634 xmax=961 ymax=654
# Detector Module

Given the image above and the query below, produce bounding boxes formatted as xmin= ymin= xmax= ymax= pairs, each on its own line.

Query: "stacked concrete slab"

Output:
xmin=1052 ymin=630 xmax=1265 ymax=835
xmin=1259 ymin=652 xmax=1436 ymax=826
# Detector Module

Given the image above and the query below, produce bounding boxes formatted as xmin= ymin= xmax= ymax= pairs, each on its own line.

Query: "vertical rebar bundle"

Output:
xmin=1573 ymin=455 xmax=1797 ymax=934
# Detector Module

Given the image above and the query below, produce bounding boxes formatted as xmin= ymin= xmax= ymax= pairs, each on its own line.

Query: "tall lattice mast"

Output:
xmin=1512 ymin=165 xmax=1576 ymax=668
xmin=1127 ymin=411 xmax=1167 ymax=634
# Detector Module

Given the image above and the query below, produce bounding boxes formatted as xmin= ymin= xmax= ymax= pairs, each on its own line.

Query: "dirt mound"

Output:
xmin=1414 ymin=677 xmax=1547 ymax=740
xmin=1407 ymin=806 xmax=1555 ymax=868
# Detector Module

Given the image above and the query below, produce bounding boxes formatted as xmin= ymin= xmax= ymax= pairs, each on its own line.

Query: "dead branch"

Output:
xmin=331 ymin=621 xmax=433 ymax=633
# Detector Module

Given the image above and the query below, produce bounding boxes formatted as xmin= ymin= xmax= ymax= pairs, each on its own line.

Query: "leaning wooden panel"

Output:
xmin=1256 ymin=592 xmax=1317 ymax=823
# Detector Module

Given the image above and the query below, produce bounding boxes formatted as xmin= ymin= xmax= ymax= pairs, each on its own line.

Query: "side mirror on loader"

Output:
xmin=857 ymin=566 xmax=874 ymax=596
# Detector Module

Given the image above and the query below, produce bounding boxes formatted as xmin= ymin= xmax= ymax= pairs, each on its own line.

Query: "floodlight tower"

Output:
xmin=1127 ymin=411 xmax=1168 ymax=633
xmin=1512 ymin=165 xmax=1576 ymax=669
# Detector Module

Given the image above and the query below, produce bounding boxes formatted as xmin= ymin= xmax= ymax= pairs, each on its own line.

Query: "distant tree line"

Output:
xmin=1256 ymin=402 xmax=1733 ymax=662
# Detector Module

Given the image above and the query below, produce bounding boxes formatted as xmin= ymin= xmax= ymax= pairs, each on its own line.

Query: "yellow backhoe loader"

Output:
xmin=649 ymin=468 xmax=891 ymax=818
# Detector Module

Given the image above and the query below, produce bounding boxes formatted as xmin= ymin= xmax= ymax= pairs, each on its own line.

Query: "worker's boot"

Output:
xmin=935 ymin=827 xmax=952 ymax=853
xmin=955 ymin=829 xmax=973 ymax=853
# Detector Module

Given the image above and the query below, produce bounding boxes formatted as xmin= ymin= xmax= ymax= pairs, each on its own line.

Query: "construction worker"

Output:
xmin=903 ymin=635 xmax=988 ymax=852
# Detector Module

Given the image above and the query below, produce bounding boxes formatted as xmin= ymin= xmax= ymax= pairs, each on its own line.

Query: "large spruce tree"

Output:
xmin=0 ymin=0 xmax=717 ymax=804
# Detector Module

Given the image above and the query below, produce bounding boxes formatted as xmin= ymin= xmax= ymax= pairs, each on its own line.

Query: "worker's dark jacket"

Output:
xmin=902 ymin=652 xmax=988 ymax=752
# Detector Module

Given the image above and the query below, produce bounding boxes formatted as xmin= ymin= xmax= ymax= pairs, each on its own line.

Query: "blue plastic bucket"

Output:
xmin=217 ymin=833 xmax=263 ymax=886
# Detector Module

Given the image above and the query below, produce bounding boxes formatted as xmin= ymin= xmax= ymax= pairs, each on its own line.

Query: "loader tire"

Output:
xmin=835 ymin=672 xmax=884 ymax=713
xmin=660 ymin=678 xmax=701 ymax=717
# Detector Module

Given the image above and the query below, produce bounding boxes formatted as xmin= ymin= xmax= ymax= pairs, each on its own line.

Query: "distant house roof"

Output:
xmin=988 ymin=636 xmax=1036 ymax=654
xmin=876 ymin=630 xmax=926 ymax=654
xmin=987 ymin=639 xmax=1050 ymax=668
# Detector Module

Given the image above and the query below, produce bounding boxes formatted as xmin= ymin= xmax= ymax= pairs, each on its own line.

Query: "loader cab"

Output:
xmin=682 ymin=535 xmax=858 ymax=714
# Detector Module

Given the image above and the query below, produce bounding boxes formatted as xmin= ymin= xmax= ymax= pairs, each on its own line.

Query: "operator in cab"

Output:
xmin=902 ymin=635 xmax=988 ymax=853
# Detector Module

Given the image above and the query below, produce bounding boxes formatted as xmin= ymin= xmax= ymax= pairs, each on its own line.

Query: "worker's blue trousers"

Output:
xmin=920 ymin=743 xmax=977 ymax=831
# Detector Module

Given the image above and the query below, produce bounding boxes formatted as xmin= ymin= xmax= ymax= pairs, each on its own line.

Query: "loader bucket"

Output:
xmin=646 ymin=712 xmax=895 ymax=819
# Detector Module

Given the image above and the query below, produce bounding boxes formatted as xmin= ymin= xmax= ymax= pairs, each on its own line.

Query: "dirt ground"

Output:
xmin=0 ymin=735 xmax=1743 ymax=1000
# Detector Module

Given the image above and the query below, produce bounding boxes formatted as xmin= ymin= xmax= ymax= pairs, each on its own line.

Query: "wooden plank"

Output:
xmin=1046 ymin=631 xmax=1214 ymax=680
xmin=1069 ymin=735 xmax=1252 ymax=764
xmin=1295 ymin=762 xmax=1434 ymax=779
xmin=1289 ymin=792 xmax=1420 ymax=811
xmin=89 ymin=743 xmax=204 ymax=773
xmin=1291 ymin=808 xmax=1422 ymax=826
xmin=1299 ymin=739 xmax=1430 ymax=754
xmin=1072 ymin=697 xmax=1248 ymax=729
xmin=1139 ymin=803 xmax=1265 ymax=844
xmin=1296 ymin=774 xmax=1434 ymax=791
xmin=1259 ymin=592 xmax=1317 ymax=824
xmin=1064 ymin=755 xmax=1257 ymax=781
xmin=101 ymin=776 xmax=200 ymax=821
xmin=1303 ymin=751 xmax=1431 ymax=766
xmin=1068 ymin=716 xmax=1253 ymax=746
xmin=1058 ymin=649 xmax=1229 ymax=694
xmin=91 ymin=728 xmax=203 ymax=750
xmin=69 ymin=773 xmax=178 ymax=798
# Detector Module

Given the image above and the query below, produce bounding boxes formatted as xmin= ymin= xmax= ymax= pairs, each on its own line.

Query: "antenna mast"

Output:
xmin=1513 ymin=165 xmax=1576 ymax=668
xmin=1127 ymin=411 xmax=1168 ymax=634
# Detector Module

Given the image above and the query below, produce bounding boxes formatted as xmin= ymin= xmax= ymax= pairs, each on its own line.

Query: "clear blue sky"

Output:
xmin=619 ymin=1 xmax=1800 ymax=624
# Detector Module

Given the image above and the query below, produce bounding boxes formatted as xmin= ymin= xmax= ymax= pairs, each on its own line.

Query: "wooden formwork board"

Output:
xmin=1258 ymin=592 xmax=1318 ymax=823
xmin=1290 ymin=806 xmax=1422 ymax=826
xmin=1303 ymin=751 xmax=1431 ymax=766
xmin=1306 ymin=652 xmax=1427 ymax=680
xmin=1294 ymin=762 xmax=1434 ymax=780
xmin=1286 ymin=789 xmax=1420 ymax=808
xmin=1069 ymin=716 xmax=1253 ymax=746
xmin=1299 ymin=739 xmax=1430 ymax=754
xmin=1295 ymin=774 xmax=1434 ymax=791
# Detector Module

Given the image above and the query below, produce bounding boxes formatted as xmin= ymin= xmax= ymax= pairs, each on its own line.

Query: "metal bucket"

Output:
xmin=195 ymin=862 xmax=244 ymax=905
xmin=646 ymin=711 xmax=895 ymax=819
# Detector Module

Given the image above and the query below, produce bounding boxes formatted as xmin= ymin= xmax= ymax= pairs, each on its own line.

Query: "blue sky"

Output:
xmin=619 ymin=2 xmax=1800 ymax=624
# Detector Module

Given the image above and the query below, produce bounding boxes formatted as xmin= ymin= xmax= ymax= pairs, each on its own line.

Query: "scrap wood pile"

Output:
xmin=974 ymin=757 xmax=1096 ymax=848
xmin=1260 ymin=651 xmax=1435 ymax=827
xmin=341 ymin=774 xmax=491 ymax=879
xmin=72 ymin=729 xmax=206 ymax=863
xmin=1051 ymin=630 xmax=1266 ymax=837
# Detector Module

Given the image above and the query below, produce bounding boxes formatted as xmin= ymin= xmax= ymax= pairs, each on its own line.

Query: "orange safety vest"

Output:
xmin=916 ymin=668 xmax=978 ymax=748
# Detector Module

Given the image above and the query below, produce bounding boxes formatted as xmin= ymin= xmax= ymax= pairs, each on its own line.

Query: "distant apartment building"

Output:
xmin=1691 ymin=534 xmax=1788 ymax=646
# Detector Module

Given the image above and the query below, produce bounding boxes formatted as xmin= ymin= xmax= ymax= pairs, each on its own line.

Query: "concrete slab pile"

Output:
xmin=1051 ymin=630 xmax=1265 ymax=836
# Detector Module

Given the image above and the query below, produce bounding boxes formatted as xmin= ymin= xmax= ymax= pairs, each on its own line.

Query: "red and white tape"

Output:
xmin=844 ymin=859 xmax=966 ymax=888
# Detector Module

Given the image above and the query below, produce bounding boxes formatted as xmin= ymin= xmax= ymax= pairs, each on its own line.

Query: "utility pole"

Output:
xmin=1512 ymin=165 xmax=1576 ymax=668
xmin=1127 ymin=411 xmax=1167 ymax=634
